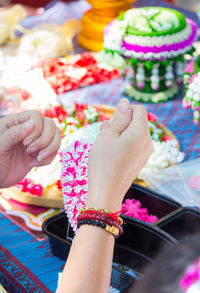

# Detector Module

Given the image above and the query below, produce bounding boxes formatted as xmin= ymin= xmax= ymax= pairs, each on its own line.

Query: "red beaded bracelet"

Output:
xmin=78 ymin=208 xmax=123 ymax=225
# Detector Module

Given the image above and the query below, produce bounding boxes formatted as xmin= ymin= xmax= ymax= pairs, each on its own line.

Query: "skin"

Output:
xmin=57 ymin=98 xmax=153 ymax=293
xmin=0 ymin=110 xmax=61 ymax=188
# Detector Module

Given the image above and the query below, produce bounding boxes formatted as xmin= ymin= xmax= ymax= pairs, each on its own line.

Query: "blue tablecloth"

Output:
xmin=0 ymin=1 xmax=200 ymax=292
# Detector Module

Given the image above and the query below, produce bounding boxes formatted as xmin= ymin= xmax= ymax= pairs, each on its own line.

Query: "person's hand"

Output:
xmin=87 ymin=98 xmax=153 ymax=212
xmin=0 ymin=110 xmax=61 ymax=188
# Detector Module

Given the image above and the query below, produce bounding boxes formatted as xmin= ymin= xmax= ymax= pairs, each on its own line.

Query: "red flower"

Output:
xmin=75 ymin=52 xmax=97 ymax=67
xmin=21 ymin=90 xmax=31 ymax=100
xmin=28 ymin=184 xmax=43 ymax=196
xmin=162 ymin=135 xmax=173 ymax=142
xmin=75 ymin=103 xmax=87 ymax=111
xmin=76 ymin=110 xmax=86 ymax=123
xmin=43 ymin=109 xmax=54 ymax=118
xmin=147 ymin=112 xmax=157 ymax=122
xmin=53 ymin=106 xmax=67 ymax=122
xmin=98 ymin=113 xmax=108 ymax=122
xmin=56 ymin=180 xmax=62 ymax=190
xmin=43 ymin=106 xmax=67 ymax=122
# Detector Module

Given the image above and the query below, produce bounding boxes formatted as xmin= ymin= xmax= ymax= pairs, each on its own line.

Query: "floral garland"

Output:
xmin=41 ymin=52 xmax=121 ymax=95
xmin=62 ymin=140 xmax=92 ymax=232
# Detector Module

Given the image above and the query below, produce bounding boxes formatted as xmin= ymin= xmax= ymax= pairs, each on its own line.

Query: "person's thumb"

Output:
xmin=1 ymin=120 xmax=34 ymax=152
xmin=108 ymin=98 xmax=132 ymax=136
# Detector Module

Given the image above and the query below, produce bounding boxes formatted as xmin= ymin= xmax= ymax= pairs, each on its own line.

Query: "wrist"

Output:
xmin=86 ymin=192 xmax=122 ymax=213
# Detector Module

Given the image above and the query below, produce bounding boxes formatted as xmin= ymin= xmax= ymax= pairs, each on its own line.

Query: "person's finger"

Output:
xmin=132 ymin=105 xmax=148 ymax=126
xmin=124 ymin=105 xmax=149 ymax=138
xmin=107 ymin=98 xmax=132 ymax=136
xmin=123 ymin=105 xmax=153 ymax=157
xmin=1 ymin=111 xmax=44 ymax=146
xmin=29 ymin=152 xmax=58 ymax=168
xmin=26 ymin=117 xmax=56 ymax=154
xmin=36 ymin=127 xmax=61 ymax=162
xmin=0 ymin=120 xmax=34 ymax=152
xmin=100 ymin=120 xmax=109 ymax=131
xmin=22 ymin=111 xmax=44 ymax=147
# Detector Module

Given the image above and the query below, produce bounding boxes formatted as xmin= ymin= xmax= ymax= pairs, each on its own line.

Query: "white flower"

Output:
xmin=62 ymin=100 xmax=76 ymax=115
xmin=64 ymin=125 xmax=78 ymax=136
xmin=138 ymin=140 xmax=185 ymax=177
xmin=83 ymin=107 xmax=98 ymax=121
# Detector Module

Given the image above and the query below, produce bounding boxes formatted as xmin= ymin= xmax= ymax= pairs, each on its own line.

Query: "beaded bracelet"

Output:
xmin=77 ymin=219 xmax=120 ymax=238
xmin=77 ymin=212 xmax=123 ymax=236
xmin=78 ymin=207 xmax=123 ymax=225
xmin=79 ymin=210 xmax=123 ymax=225
xmin=78 ymin=207 xmax=120 ymax=216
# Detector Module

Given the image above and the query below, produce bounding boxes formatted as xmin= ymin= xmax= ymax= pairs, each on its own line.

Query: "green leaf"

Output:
xmin=162 ymin=59 xmax=170 ymax=67
xmin=129 ymin=58 xmax=138 ymax=66
xmin=145 ymin=60 xmax=154 ymax=70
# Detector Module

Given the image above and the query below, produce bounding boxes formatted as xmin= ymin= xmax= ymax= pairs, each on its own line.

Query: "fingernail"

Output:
xmin=22 ymin=120 xmax=33 ymax=132
xmin=118 ymin=98 xmax=130 ymax=112
xmin=26 ymin=146 xmax=38 ymax=154
xmin=37 ymin=151 xmax=49 ymax=162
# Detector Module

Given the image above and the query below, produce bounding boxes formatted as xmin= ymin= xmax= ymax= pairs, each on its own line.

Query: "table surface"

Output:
xmin=0 ymin=0 xmax=200 ymax=292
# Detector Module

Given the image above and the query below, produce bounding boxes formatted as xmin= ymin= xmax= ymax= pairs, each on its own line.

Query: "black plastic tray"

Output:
xmin=42 ymin=211 xmax=176 ymax=291
xmin=122 ymin=184 xmax=181 ymax=224
xmin=157 ymin=208 xmax=200 ymax=240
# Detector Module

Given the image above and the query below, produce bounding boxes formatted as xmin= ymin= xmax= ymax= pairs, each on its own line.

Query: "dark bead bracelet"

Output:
xmin=77 ymin=219 xmax=119 ymax=238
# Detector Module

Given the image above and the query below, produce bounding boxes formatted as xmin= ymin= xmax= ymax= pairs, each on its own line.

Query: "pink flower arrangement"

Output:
xmin=121 ymin=199 xmax=158 ymax=224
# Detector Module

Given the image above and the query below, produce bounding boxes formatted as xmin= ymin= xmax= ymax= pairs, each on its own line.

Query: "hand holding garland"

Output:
xmin=57 ymin=98 xmax=152 ymax=293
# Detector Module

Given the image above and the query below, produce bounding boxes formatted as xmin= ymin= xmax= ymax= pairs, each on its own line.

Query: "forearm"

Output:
xmin=57 ymin=225 xmax=114 ymax=293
